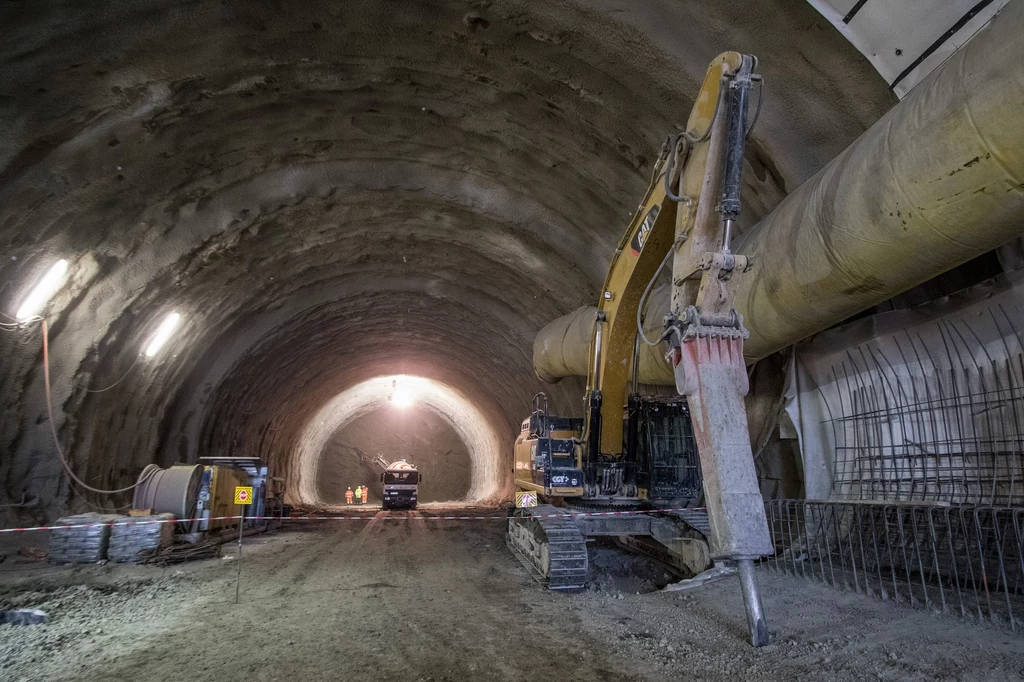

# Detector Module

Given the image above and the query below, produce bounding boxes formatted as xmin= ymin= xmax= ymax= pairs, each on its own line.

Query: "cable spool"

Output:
xmin=131 ymin=464 xmax=203 ymax=518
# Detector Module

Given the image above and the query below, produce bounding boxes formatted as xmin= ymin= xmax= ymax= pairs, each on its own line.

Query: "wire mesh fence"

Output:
xmin=766 ymin=500 xmax=1024 ymax=631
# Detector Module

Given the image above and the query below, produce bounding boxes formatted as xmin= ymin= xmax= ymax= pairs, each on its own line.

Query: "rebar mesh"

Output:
xmin=766 ymin=500 xmax=1024 ymax=631
xmin=825 ymin=315 xmax=1024 ymax=506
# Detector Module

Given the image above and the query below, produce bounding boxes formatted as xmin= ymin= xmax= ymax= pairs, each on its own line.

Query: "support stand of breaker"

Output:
xmin=664 ymin=53 xmax=773 ymax=647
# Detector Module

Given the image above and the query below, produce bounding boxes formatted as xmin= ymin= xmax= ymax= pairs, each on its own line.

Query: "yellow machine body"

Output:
xmin=513 ymin=418 xmax=584 ymax=497
xmin=203 ymin=465 xmax=251 ymax=530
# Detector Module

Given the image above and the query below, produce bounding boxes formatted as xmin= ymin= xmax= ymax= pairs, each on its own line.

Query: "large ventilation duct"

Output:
xmin=534 ymin=1 xmax=1024 ymax=385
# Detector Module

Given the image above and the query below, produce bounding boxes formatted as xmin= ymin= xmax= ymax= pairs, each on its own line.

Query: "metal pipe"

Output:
xmin=738 ymin=559 xmax=769 ymax=647
xmin=591 ymin=311 xmax=605 ymax=390
xmin=534 ymin=4 xmax=1024 ymax=383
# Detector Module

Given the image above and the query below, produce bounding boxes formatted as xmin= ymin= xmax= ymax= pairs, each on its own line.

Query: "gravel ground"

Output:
xmin=1 ymin=510 xmax=1023 ymax=681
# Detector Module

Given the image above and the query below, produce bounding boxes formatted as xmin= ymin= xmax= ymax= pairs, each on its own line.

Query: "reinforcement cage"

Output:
xmin=766 ymin=500 xmax=1024 ymax=630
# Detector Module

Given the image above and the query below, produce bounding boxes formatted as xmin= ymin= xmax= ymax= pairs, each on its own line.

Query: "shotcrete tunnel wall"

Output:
xmin=0 ymin=0 xmax=897 ymax=521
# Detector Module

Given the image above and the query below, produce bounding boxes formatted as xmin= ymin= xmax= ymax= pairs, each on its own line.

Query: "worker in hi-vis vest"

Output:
xmin=354 ymin=485 xmax=363 ymax=503
xmin=345 ymin=487 xmax=354 ymax=504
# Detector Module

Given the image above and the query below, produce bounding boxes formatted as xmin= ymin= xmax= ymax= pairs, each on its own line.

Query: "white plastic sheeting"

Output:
xmin=807 ymin=0 xmax=1010 ymax=97
xmin=786 ymin=269 xmax=1024 ymax=502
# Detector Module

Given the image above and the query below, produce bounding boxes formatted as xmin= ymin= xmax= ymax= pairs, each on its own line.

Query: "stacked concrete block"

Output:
xmin=48 ymin=513 xmax=121 ymax=564
xmin=108 ymin=513 xmax=176 ymax=562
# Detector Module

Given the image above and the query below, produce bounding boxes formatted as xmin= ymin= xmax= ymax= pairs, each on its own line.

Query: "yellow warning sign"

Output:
xmin=234 ymin=486 xmax=253 ymax=505
xmin=515 ymin=491 xmax=537 ymax=508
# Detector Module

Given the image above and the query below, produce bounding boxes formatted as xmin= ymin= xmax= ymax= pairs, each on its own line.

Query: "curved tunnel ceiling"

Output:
xmin=0 ymin=0 xmax=895 ymax=515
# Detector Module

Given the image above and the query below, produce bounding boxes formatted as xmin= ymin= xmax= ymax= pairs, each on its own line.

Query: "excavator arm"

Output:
xmin=583 ymin=51 xmax=744 ymax=460
xmin=586 ymin=51 xmax=773 ymax=646
xmin=513 ymin=53 xmax=773 ymax=647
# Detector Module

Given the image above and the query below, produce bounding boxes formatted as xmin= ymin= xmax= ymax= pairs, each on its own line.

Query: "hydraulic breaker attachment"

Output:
xmin=664 ymin=52 xmax=772 ymax=647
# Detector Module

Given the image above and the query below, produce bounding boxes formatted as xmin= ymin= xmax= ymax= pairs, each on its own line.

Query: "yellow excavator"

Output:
xmin=508 ymin=52 xmax=773 ymax=647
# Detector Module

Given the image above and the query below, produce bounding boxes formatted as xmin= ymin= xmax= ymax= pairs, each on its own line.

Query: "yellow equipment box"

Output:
xmin=204 ymin=466 xmax=251 ymax=530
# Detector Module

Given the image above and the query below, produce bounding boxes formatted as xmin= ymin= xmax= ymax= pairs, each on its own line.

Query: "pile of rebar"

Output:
xmin=137 ymin=541 xmax=221 ymax=565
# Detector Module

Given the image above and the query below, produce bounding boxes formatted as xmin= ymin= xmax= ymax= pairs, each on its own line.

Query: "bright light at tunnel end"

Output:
xmin=390 ymin=384 xmax=415 ymax=408
xmin=296 ymin=374 xmax=503 ymax=506
xmin=144 ymin=312 xmax=181 ymax=357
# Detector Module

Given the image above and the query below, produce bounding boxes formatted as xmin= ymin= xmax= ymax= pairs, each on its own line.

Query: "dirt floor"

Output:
xmin=2 ymin=509 xmax=1023 ymax=681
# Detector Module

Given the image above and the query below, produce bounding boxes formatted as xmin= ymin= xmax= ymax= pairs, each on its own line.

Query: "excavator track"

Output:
xmin=506 ymin=504 xmax=588 ymax=590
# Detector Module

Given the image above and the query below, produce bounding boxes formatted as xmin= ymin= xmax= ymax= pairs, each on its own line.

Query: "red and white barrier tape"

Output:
xmin=0 ymin=507 xmax=705 ymax=534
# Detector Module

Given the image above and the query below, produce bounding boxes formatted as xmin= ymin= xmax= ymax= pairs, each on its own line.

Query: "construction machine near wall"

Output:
xmin=507 ymin=51 xmax=773 ymax=646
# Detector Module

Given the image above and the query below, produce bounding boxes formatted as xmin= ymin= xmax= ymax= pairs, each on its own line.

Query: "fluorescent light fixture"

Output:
xmin=16 ymin=259 xmax=68 ymax=321
xmin=391 ymin=385 xmax=415 ymax=408
xmin=144 ymin=312 xmax=181 ymax=357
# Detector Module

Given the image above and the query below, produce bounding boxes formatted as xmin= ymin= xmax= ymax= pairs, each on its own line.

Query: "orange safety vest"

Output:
xmin=346 ymin=489 xmax=353 ymax=503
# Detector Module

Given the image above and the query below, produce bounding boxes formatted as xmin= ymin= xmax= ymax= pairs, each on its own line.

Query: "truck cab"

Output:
xmin=380 ymin=460 xmax=420 ymax=510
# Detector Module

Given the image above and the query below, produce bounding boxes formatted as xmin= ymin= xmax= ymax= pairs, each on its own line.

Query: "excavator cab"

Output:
xmin=628 ymin=396 xmax=702 ymax=506
xmin=516 ymin=392 xmax=702 ymax=505
xmin=513 ymin=393 xmax=585 ymax=497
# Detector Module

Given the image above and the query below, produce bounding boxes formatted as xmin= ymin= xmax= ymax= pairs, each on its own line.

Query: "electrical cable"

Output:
xmin=41 ymin=319 xmax=154 ymax=495
xmin=663 ymin=133 xmax=692 ymax=204
xmin=637 ymin=249 xmax=673 ymax=346
xmin=82 ymin=354 xmax=141 ymax=393
xmin=0 ymin=312 xmax=42 ymax=329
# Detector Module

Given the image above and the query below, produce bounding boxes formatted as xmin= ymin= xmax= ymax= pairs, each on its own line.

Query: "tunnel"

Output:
xmin=2 ymin=2 xmax=1024 ymax=680
xmin=298 ymin=375 xmax=502 ymax=505
xmin=0 ymin=0 xmax=896 ymax=520
xmin=0 ymin=0 xmax=898 ymax=519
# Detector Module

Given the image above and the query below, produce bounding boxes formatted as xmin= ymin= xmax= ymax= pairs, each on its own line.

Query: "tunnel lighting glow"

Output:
xmin=15 ymin=259 xmax=68 ymax=321
xmin=295 ymin=375 xmax=503 ymax=506
xmin=391 ymin=385 xmax=415 ymax=408
xmin=144 ymin=312 xmax=181 ymax=357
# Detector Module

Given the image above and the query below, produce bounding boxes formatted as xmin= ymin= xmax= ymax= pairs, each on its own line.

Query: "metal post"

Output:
xmin=738 ymin=559 xmax=769 ymax=646
xmin=234 ymin=514 xmax=244 ymax=604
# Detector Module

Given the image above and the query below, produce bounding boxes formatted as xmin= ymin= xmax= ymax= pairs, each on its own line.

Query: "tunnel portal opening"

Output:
xmin=294 ymin=375 xmax=503 ymax=507
xmin=316 ymin=405 xmax=472 ymax=505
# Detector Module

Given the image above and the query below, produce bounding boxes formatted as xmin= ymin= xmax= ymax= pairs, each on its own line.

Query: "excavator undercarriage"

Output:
xmin=508 ymin=392 xmax=714 ymax=590
xmin=506 ymin=504 xmax=712 ymax=591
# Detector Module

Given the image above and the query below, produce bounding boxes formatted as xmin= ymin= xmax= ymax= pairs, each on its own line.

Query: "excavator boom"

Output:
xmin=586 ymin=51 xmax=744 ymax=460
